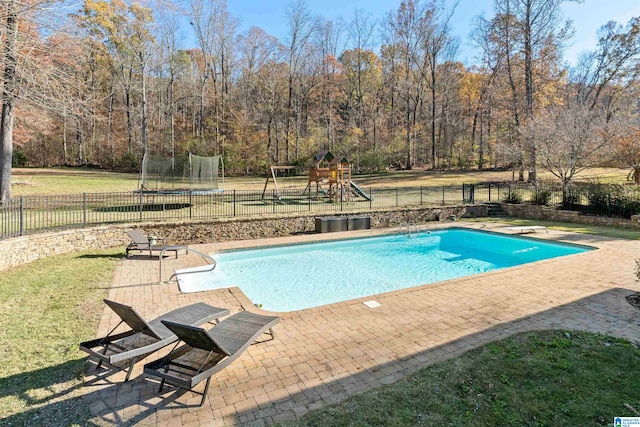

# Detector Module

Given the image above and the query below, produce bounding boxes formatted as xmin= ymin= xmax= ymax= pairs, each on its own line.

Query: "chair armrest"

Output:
xmin=148 ymin=236 xmax=166 ymax=245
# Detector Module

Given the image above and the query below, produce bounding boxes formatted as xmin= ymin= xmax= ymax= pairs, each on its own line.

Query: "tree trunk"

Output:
xmin=125 ymin=86 xmax=133 ymax=154
xmin=285 ymin=72 xmax=293 ymax=163
xmin=0 ymin=0 xmax=18 ymax=204
xmin=140 ymin=54 xmax=148 ymax=158
xmin=405 ymin=92 xmax=412 ymax=170
xmin=523 ymin=0 xmax=536 ymax=182
xmin=62 ymin=107 xmax=68 ymax=165
xmin=430 ymin=56 xmax=437 ymax=169
xmin=107 ymin=81 xmax=114 ymax=168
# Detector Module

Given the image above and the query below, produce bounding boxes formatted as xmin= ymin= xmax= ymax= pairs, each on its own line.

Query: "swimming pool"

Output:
xmin=176 ymin=228 xmax=592 ymax=312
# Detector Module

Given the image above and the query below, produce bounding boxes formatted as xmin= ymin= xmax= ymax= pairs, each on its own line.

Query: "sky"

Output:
xmin=223 ymin=0 xmax=640 ymax=67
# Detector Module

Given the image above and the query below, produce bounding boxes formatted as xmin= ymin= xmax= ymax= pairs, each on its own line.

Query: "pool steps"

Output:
xmin=158 ymin=246 xmax=217 ymax=284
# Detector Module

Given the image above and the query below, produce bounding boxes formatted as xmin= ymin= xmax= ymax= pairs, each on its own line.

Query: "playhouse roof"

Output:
xmin=330 ymin=155 xmax=349 ymax=165
xmin=312 ymin=150 xmax=334 ymax=164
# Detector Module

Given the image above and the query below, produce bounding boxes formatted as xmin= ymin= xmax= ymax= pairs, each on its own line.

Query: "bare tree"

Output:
xmin=522 ymin=103 xmax=614 ymax=188
xmin=283 ymin=0 xmax=316 ymax=163
xmin=316 ymin=16 xmax=346 ymax=151
xmin=419 ymin=0 xmax=458 ymax=169
xmin=572 ymin=18 xmax=640 ymax=111
xmin=189 ymin=0 xmax=238 ymax=153
xmin=155 ymin=8 xmax=184 ymax=158
xmin=384 ymin=0 xmax=427 ymax=170
xmin=0 ymin=0 xmax=21 ymax=203
xmin=0 ymin=0 xmax=72 ymax=203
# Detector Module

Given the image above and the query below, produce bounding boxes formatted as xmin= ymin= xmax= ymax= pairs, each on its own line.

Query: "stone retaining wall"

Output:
xmin=0 ymin=226 xmax=132 ymax=272
xmin=501 ymin=203 xmax=640 ymax=229
xmin=0 ymin=204 xmax=486 ymax=271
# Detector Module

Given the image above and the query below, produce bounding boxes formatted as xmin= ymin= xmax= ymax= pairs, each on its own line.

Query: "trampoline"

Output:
xmin=139 ymin=153 xmax=224 ymax=194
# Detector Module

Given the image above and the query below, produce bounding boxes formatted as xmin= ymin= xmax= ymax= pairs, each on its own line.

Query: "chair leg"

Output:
xmin=124 ymin=358 xmax=137 ymax=382
xmin=199 ymin=377 xmax=212 ymax=407
xmin=158 ymin=378 xmax=166 ymax=393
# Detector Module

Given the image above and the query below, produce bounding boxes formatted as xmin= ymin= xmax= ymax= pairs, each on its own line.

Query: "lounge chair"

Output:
xmin=143 ymin=311 xmax=280 ymax=406
xmin=79 ymin=299 xmax=229 ymax=381
xmin=125 ymin=229 xmax=184 ymax=258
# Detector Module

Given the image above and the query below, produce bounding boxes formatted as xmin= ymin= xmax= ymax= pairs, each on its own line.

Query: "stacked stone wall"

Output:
xmin=501 ymin=204 xmax=640 ymax=229
xmin=0 ymin=205 xmax=485 ymax=271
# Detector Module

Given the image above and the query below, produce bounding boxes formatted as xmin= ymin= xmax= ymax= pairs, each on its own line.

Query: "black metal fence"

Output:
xmin=4 ymin=182 xmax=638 ymax=240
xmin=465 ymin=182 xmax=640 ymax=219
xmin=0 ymin=185 xmax=469 ymax=240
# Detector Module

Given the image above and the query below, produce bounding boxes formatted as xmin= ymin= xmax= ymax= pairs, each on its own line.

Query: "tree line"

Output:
xmin=1 ymin=0 xmax=639 ymax=202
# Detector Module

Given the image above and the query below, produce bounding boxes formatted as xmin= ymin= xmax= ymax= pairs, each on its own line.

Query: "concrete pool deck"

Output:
xmin=82 ymin=222 xmax=640 ymax=426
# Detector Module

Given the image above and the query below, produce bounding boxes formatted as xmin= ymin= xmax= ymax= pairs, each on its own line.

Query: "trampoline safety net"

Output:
xmin=140 ymin=154 xmax=223 ymax=191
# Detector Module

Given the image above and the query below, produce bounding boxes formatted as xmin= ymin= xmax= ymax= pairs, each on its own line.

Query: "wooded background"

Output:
xmin=1 ymin=0 xmax=639 ymax=202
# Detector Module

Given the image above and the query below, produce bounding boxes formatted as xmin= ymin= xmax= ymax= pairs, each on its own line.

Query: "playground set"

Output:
xmin=261 ymin=150 xmax=372 ymax=202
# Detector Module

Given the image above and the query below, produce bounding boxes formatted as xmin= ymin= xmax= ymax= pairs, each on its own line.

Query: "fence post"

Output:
xmin=420 ymin=186 xmax=423 ymax=205
xmin=83 ymin=193 xmax=87 ymax=226
xmin=233 ymin=190 xmax=237 ymax=217
xmin=272 ymin=190 xmax=276 ymax=214
xmin=369 ymin=187 xmax=372 ymax=210
xmin=138 ymin=190 xmax=143 ymax=222
xmin=340 ymin=188 xmax=343 ymax=211
xmin=442 ymin=186 xmax=445 ymax=206
xmin=308 ymin=190 xmax=311 ymax=211
xmin=488 ymin=184 xmax=491 ymax=202
xmin=19 ymin=196 xmax=24 ymax=236
xmin=189 ymin=191 xmax=193 ymax=219
xmin=396 ymin=187 xmax=399 ymax=207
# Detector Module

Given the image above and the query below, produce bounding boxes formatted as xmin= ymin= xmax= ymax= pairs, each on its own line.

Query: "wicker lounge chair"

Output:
xmin=80 ymin=299 xmax=229 ymax=381
xmin=143 ymin=311 xmax=280 ymax=406
xmin=125 ymin=229 xmax=184 ymax=258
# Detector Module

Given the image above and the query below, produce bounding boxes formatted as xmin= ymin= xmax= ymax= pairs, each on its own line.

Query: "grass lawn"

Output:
xmin=10 ymin=167 xmax=630 ymax=196
xmin=472 ymin=217 xmax=640 ymax=240
xmin=0 ymin=248 xmax=121 ymax=426
xmin=278 ymin=330 xmax=640 ymax=426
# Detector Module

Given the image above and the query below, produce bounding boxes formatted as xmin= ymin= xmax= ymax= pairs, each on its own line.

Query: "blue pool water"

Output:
xmin=176 ymin=228 xmax=591 ymax=312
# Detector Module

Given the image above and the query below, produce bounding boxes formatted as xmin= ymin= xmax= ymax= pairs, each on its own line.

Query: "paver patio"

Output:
xmin=82 ymin=222 xmax=640 ymax=426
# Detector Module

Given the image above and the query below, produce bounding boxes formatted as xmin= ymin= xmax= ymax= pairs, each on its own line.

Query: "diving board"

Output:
xmin=503 ymin=226 xmax=548 ymax=234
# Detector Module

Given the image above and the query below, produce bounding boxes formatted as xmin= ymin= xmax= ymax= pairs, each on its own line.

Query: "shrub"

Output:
xmin=358 ymin=151 xmax=387 ymax=173
xmin=583 ymin=182 xmax=640 ymax=219
xmin=12 ymin=148 xmax=27 ymax=167
xmin=503 ymin=189 xmax=523 ymax=204
xmin=562 ymin=186 xmax=581 ymax=209
xmin=118 ymin=152 xmax=140 ymax=172
xmin=532 ymin=184 xmax=552 ymax=206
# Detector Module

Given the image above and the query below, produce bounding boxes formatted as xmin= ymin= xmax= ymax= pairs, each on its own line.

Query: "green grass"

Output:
xmin=473 ymin=217 xmax=640 ymax=240
xmin=11 ymin=166 xmax=631 ymax=196
xmin=279 ymin=330 xmax=640 ymax=426
xmin=0 ymin=248 xmax=121 ymax=426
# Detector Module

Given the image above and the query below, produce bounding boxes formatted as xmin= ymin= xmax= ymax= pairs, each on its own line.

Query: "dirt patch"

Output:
xmin=626 ymin=293 xmax=640 ymax=311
